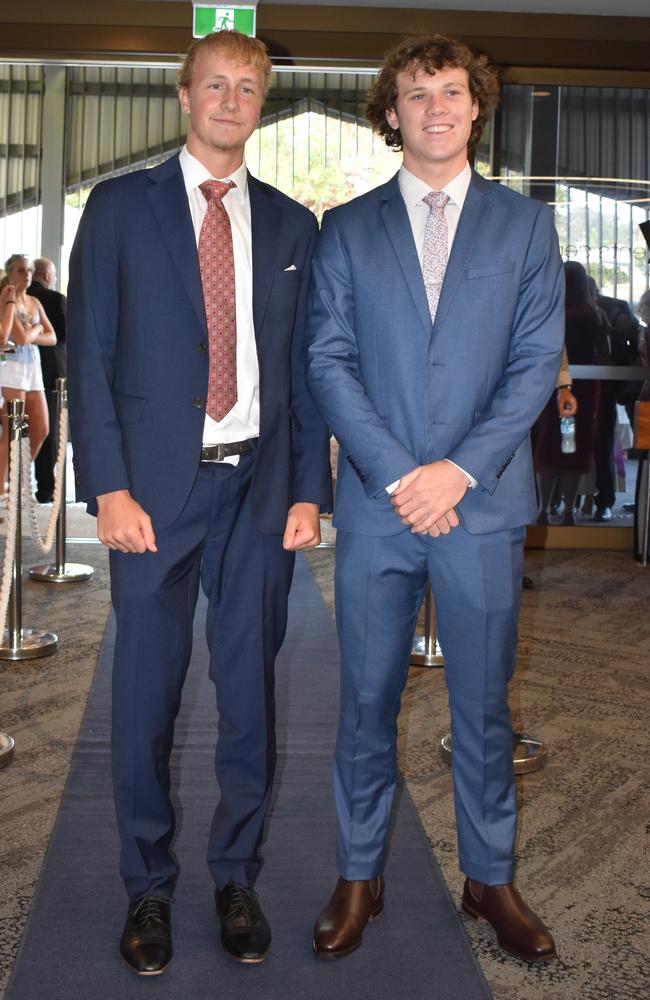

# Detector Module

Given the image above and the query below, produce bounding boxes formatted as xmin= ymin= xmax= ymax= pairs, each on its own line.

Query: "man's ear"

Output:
xmin=179 ymin=88 xmax=190 ymax=115
xmin=385 ymin=107 xmax=399 ymax=131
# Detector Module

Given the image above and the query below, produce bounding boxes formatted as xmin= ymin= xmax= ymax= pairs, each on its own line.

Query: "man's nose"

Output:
xmin=427 ymin=93 xmax=447 ymax=114
xmin=220 ymin=87 xmax=238 ymax=109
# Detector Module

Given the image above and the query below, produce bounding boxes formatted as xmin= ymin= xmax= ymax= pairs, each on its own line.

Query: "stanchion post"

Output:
xmin=409 ymin=582 xmax=444 ymax=667
xmin=6 ymin=400 xmax=26 ymax=649
xmin=29 ymin=378 xmax=93 ymax=584
xmin=408 ymin=580 xmax=548 ymax=774
xmin=0 ymin=401 xmax=58 ymax=660
xmin=0 ymin=731 xmax=15 ymax=767
xmin=640 ymin=455 xmax=650 ymax=568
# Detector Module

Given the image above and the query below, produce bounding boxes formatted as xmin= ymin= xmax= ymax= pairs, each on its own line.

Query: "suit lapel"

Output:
xmin=248 ymin=173 xmax=282 ymax=339
xmin=146 ymin=154 xmax=206 ymax=330
xmin=380 ymin=176 xmax=432 ymax=337
xmin=433 ymin=171 xmax=493 ymax=334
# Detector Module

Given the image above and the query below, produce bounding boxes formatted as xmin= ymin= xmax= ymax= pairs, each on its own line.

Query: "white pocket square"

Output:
xmin=283 ymin=264 xmax=297 ymax=271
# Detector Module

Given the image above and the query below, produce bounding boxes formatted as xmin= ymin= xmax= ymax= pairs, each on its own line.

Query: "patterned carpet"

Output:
xmin=1 ymin=524 xmax=649 ymax=999
xmin=307 ymin=546 xmax=650 ymax=1000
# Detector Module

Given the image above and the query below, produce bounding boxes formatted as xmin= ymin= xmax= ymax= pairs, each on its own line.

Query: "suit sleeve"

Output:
xmin=306 ymin=211 xmax=417 ymax=499
xmin=447 ymin=202 xmax=565 ymax=493
xmin=289 ymin=213 xmax=334 ymax=512
xmin=67 ymin=182 xmax=131 ymax=503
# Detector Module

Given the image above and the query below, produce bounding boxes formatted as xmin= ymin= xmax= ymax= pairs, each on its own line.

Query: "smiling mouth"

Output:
xmin=424 ymin=124 xmax=454 ymax=133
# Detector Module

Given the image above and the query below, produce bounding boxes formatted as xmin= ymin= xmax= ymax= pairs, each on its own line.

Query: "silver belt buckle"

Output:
xmin=215 ymin=443 xmax=226 ymax=462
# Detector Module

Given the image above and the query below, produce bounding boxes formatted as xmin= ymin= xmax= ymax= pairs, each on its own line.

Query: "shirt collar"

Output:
xmin=179 ymin=144 xmax=248 ymax=202
xmin=398 ymin=161 xmax=472 ymax=211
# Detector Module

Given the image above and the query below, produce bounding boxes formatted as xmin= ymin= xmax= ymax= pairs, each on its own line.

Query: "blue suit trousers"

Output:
xmin=109 ymin=454 xmax=294 ymax=900
xmin=333 ymin=523 xmax=525 ymax=886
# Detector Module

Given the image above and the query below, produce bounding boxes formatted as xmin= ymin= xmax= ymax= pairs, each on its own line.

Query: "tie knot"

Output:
xmin=200 ymin=179 xmax=236 ymax=203
xmin=423 ymin=190 xmax=449 ymax=211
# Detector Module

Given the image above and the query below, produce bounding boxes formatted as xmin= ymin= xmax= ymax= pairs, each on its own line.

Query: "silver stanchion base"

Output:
xmin=0 ymin=731 xmax=15 ymax=767
xmin=440 ymin=731 xmax=547 ymax=775
xmin=29 ymin=563 xmax=94 ymax=584
xmin=409 ymin=636 xmax=444 ymax=668
xmin=0 ymin=629 xmax=58 ymax=660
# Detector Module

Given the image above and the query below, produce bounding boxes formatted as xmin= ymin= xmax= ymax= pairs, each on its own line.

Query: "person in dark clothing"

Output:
xmin=588 ymin=277 xmax=641 ymax=520
xmin=535 ymin=262 xmax=610 ymax=524
xmin=27 ymin=257 xmax=67 ymax=503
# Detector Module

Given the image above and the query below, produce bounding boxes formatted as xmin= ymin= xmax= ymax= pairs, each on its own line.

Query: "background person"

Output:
xmin=28 ymin=257 xmax=67 ymax=504
xmin=0 ymin=254 xmax=56 ymax=496
xmin=535 ymin=261 xmax=610 ymax=524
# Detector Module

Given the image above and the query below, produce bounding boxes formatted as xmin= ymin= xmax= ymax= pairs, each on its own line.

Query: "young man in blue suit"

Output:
xmin=307 ymin=34 xmax=563 ymax=963
xmin=67 ymin=30 xmax=331 ymax=975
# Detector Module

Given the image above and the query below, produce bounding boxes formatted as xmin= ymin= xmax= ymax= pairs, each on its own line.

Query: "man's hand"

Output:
xmin=96 ymin=489 xmax=157 ymax=553
xmin=282 ymin=502 xmax=321 ymax=551
xmin=557 ymin=386 xmax=578 ymax=417
xmin=391 ymin=461 xmax=470 ymax=535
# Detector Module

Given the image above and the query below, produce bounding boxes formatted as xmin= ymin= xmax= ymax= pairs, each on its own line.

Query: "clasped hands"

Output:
xmin=391 ymin=460 xmax=470 ymax=537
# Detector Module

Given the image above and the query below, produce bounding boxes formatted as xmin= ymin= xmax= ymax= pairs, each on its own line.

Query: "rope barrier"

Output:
xmin=0 ymin=400 xmax=58 ymax=659
xmin=22 ymin=403 xmax=68 ymax=555
xmin=29 ymin=379 xmax=94 ymax=585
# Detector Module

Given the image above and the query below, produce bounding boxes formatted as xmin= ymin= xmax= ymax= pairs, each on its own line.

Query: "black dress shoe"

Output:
xmin=594 ymin=505 xmax=612 ymax=522
xmin=35 ymin=492 xmax=54 ymax=504
xmin=215 ymin=881 xmax=271 ymax=963
xmin=120 ymin=896 xmax=172 ymax=975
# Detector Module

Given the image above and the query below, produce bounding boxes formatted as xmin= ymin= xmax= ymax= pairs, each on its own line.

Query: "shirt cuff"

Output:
xmin=385 ymin=479 xmax=400 ymax=495
xmin=444 ymin=459 xmax=477 ymax=489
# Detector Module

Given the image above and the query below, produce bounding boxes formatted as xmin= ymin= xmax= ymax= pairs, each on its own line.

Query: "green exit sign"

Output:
xmin=193 ymin=5 xmax=257 ymax=38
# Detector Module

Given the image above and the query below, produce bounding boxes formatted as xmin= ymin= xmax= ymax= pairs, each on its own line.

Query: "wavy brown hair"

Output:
xmin=177 ymin=30 xmax=272 ymax=95
xmin=367 ymin=34 xmax=500 ymax=152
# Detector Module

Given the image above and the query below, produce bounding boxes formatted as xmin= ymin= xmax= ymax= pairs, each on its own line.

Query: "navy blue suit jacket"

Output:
xmin=306 ymin=170 xmax=565 ymax=535
xmin=67 ymin=153 xmax=332 ymax=532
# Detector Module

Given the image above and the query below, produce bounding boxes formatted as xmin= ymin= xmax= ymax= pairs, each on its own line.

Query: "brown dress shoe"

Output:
xmin=313 ymin=876 xmax=384 ymax=957
xmin=461 ymin=878 xmax=557 ymax=962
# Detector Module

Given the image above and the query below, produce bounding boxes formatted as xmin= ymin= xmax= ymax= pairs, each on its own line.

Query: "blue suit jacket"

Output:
xmin=306 ymin=170 xmax=565 ymax=535
xmin=67 ymin=153 xmax=332 ymax=532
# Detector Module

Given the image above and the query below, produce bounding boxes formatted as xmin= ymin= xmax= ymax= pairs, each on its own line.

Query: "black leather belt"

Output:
xmin=200 ymin=438 xmax=258 ymax=463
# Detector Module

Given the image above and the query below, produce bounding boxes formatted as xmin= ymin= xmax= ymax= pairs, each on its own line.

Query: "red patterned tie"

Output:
xmin=199 ymin=179 xmax=237 ymax=422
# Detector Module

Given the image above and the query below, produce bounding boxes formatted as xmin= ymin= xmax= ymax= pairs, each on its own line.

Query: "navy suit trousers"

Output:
xmin=109 ymin=454 xmax=294 ymax=900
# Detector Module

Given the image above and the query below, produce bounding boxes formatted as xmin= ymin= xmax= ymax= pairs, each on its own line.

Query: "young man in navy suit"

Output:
xmin=67 ymin=31 xmax=331 ymax=975
xmin=307 ymin=34 xmax=563 ymax=963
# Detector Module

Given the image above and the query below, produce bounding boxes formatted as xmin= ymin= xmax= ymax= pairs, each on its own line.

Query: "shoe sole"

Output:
xmin=224 ymin=951 xmax=268 ymax=964
xmin=120 ymin=955 xmax=170 ymax=976
xmin=460 ymin=903 xmax=557 ymax=963
xmin=312 ymin=900 xmax=384 ymax=958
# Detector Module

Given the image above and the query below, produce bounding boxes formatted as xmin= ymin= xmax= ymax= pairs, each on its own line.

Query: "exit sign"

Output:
xmin=193 ymin=5 xmax=257 ymax=38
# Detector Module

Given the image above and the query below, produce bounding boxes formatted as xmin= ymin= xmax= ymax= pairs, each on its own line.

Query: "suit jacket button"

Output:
xmin=193 ymin=397 xmax=204 ymax=409
xmin=198 ymin=343 xmax=207 ymax=353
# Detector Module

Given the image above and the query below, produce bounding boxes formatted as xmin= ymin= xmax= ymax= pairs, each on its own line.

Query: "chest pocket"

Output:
xmin=465 ymin=261 xmax=516 ymax=280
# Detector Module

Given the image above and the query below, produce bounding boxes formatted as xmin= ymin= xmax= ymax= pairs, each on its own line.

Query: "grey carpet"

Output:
xmin=4 ymin=554 xmax=491 ymax=1000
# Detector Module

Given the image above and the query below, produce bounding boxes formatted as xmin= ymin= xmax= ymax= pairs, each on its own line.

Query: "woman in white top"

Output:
xmin=0 ymin=254 xmax=56 ymax=494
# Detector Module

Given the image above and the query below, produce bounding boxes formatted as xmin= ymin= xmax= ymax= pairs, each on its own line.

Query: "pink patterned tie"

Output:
xmin=199 ymin=179 xmax=237 ymax=422
xmin=422 ymin=190 xmax=450 ymax=322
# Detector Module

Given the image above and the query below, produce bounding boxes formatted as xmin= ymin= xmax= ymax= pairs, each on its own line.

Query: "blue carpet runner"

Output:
xmin=6 ymin=555 xmax=492 ymax=1000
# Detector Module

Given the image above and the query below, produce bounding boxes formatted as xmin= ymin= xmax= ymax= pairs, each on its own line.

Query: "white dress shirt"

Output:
xmin=386 ymin=161 xmax=477 ymax=493
xmin=179 ymin=145 xmax=259 ymax=459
